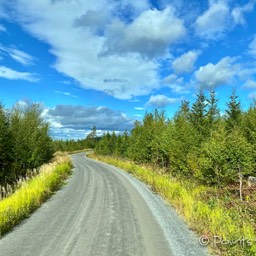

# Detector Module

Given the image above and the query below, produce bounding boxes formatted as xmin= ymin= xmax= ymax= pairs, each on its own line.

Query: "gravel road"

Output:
xmin=0 ymin=153 xmax=209 ymax=256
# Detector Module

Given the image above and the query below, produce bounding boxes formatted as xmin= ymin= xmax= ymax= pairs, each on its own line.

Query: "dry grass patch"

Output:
xmin=89 ymin=154 xmax=256 ymax=256
xmin=0 ymin=152 xmax=72 ymax=236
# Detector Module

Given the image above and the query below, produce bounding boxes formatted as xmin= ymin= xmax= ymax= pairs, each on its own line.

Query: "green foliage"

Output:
xmin=53 ymin=126 xmax=100 ymax=152
xmin=189 ymin=89 xmax=207 ymax=137
xmin=90 ymin=155 xmax=256 ymax=256
xmin=225 ymin=88 xmax=242 ymax=131
xmin=94 ymin=89 xmax=256 ymax=187
xmin=0 ymin=102 xmax=54 ymax=184
xmin=0 ymin=155 xmax=72 ymax=236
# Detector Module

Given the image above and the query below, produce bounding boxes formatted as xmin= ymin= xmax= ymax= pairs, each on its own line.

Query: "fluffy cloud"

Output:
xmin=231 ymin=1 xmax=255 ymax=25
xmin=172 ymin=50 xmax=201 ymax=74
xmin=146 ymin=95 xmax=180 ymax=108
xmin=163 ymin=74 xmax=189 ymax=94
xmin=194 ymin=1 xmax=230 ymax=39
xmin=103 ymin=7 xmax=186 ymax=58
xmin=4 ymin=1 xmax=186 ymax=100
xmin=44 ymin=105 xmax=134 ymax=133
xmin=194 ymin=57 xmax=239 ymax=89
xmin=0 ymin=66 xmax=38 ymax=81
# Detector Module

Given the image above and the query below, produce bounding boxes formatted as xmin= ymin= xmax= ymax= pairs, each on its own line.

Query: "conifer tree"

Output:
xmin=190 ymin=89 xmax=207 ymax=136
xmin=206 ymin=91 xmax=219 ymax=135
xmin=225 ymin=89 xmax=242 ymax=131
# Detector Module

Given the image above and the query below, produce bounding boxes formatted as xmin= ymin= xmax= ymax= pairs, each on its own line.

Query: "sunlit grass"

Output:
xmin=0 ymin=153 xmax=72 ymax=236
xmin=89 ymin=154 xmax=256 ymax=256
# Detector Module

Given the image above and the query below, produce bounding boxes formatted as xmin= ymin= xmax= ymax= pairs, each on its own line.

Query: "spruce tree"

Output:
xmin=206 ymin=91 xmax=219 ymax=135
xmin=225 ymin=88 xmax=242 ymax=131
xmin=190 ymin=89 xmax=207 ymax=136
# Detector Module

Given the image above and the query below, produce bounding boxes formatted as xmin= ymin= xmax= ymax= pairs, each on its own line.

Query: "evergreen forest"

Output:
xmin=94 ymin=89 xmax=256 ymax=186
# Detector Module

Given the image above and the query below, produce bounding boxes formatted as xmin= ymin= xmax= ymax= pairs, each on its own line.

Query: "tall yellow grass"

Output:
xmin=0 ymin=153 xmax=72 ymax=236
xmin=90 ymin=154 xmax=256 ymax=256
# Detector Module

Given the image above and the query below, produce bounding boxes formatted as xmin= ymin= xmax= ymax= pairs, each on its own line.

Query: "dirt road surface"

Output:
xmin=0 ymin=153 xmax=208 ymax=256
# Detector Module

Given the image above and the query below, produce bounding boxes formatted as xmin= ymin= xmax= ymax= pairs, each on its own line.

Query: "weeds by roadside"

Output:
xmin=0 ymin=152 xmax=72 ymax=236
xmin=89 ymin=154 xmax=256 ymax=256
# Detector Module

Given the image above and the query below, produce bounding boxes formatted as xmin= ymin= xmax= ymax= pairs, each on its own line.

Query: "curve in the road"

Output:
xmin=0 ymin=153 xmax=209 ymax=256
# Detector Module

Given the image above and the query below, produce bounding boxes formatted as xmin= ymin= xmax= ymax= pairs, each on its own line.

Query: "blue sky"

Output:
xmin=0 ymin=0 xmax=256 ymax=139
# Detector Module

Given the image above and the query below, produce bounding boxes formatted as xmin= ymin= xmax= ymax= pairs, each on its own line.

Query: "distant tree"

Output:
xmin=167 ymin=105 xmax=199 ymax=175
xmin=225 ymin=89 xmax=242 ymax=131
xmin=206 ymin=91 xmax=220 ymax=135
xmin=0 ymin=103 xmax=13 ymax=182
xmin=189 ymin=90 xmax=207 ymax=137
xmin=86 ymin=126 xmax=97 ymax=148
xmin=9 ymin=104 xmax=53 ymax=176
xmin=150 ymin=109 xmax=168 ymax=167
xmin=176 ymin=100 xmax=190 ymax=121
xmin=95 ymin=132 xmax=112 ymax=155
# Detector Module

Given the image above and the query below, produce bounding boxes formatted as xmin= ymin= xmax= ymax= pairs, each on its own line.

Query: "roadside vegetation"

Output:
xmin=89 ymin=89 xmax=256 ymax=255
xmin=0 ymin=102 xmax=53 ymax=184
xmin=90 ymin=154 xmax=255 ymax=255
xmin=0 ymin=152 xmax=72 ymax=236
xmin=53 ymin=126 xmax=99 ymax=152
xmin=0 ymin=102 xmax=72 ymax=236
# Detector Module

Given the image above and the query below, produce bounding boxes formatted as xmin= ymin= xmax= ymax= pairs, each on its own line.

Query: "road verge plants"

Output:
xmin=0 ymin=152 xmax=72 ymax=236
xmin=89 ymin=154 xmax=256 ymax=256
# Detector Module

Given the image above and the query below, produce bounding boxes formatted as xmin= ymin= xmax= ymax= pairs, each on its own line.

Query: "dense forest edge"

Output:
xmin=0 ymin=103 xmax=53 ymax=184
xmin=0 ymin=103 xmax=72 ymax=236
xmin=2 ymin=88 xmax=256 ymax=254
xmin=86 ymin=89 xmax=256 ymax=256
xmin=94 ymin=89 xmax=256 ymax=187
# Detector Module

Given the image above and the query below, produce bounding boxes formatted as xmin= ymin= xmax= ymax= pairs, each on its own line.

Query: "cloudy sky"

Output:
xmin=0 ymin=0 xmax=256 ymax=139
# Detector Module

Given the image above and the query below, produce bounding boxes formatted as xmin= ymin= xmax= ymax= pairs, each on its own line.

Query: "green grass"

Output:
xmin=0 ymin=155 xmax=72 ymax=236
xmin=89 ymin=154 xmax=256 ymax=256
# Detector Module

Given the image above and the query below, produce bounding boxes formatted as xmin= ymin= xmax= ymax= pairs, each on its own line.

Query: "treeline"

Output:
xmin=53 ymin=126 xmax=99 ymax=152
xmin=95 ymin=90 xmax=256 ymax=186
xmin=0 ymin=103 xmax=53 ymax=184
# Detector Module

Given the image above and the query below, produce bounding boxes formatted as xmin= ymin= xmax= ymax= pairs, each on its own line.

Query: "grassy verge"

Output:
xmin=0 ymin=153 xmax=72 ymax=236
xmin=89 ymin=154 xmax=256 ymax=256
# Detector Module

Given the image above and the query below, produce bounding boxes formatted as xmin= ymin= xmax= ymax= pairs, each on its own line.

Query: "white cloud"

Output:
xmin=0 ymin=66 xmax=38 ymax=82
xmin=194 ymin=1 xmax=230 ymax=39
xmin=231 ymin=1 xmax=255 ymax=25
xmin=6 ymin=0 xmax=174 ymax=99
xmin=243 ymin=80 xmax=256 ymax=89
xmin=54 ymin=90 xmax=77 ymax=98
xmin=146 ymin=94 xmax=180 ymax=108
xmin=194 ymin=57 xmax=239 ymax=89
xmin=0 ymin=24 xmax=6 ymax=32
xmin=103 ymin=7 xmax=186 ymax=58
xmin=172 ymin=50 xmax=201 ymax=74
xmin=0 ymin=45 xmax=36 ymax=65
xmin=134 ymin=107 xmax=145 ymax=111
xmin=249 ymin=35 xmax=256 ymax=57
xmin=163 ymin=74 xmax=189 ymax=94
xmin=0 ymin=3 xmax=9 ymax=19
